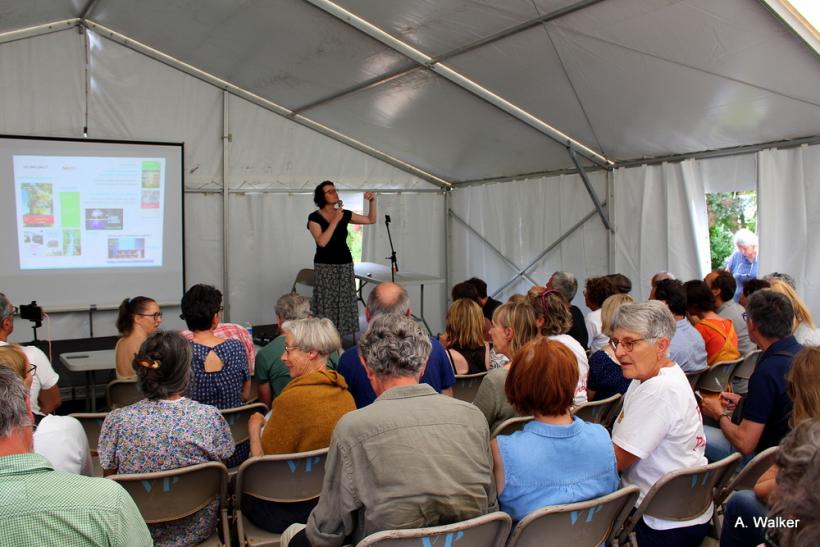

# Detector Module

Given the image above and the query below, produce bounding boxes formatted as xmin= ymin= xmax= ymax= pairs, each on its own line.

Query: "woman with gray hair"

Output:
xmin=98 ymin=331 xmax=235 ymax=546
xmin=725 ymin=228 xmax=759 ymax=302
xmin=244 ymin=317 xmax=356 ymax=534
xmin=609 ymin=301 xmax=711 ymax=546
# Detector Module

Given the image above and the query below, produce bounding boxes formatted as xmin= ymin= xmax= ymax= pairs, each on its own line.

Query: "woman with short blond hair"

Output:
xmin=442 ymin=298 xmax=490 ymax=375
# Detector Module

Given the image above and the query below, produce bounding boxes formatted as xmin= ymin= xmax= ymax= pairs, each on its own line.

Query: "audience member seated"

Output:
xmin=466 ymin=277 xmax=502 ymax=322
xmin=114 ymin=296 xmax=162 ymax=379
xmin=739 ymin=278 xmax=770 ymax=308
xmin=0 ymin=292 xmax=61 ymax=415
xmin=254 ymin=293 xmax=339 ymax=407
xmin=473 ymin=302 xmax=540 ymax=431
xmin=764 ymin=419 xmax=820 ymax=547
xmin=0 ymin=345 xmax=92 ymax=476
xmin=492 ymin=338 xmax=619 ymax=522
xmin=606 ymin=273 xmax=632 ymax=294
xmin=684 ymin=280 xmax=740 ymax=366
xmin=764 ymin=271 xmax=795 ymax=288
xmin=442 ymin=298 xmax=491 ymax=375
xmin=720 ymin=346 xmax=820 ymax=545
xmin=180 ymin=303 xmax=256 ymax=374
xmin=547 ymin=271 xmax=588 ymax=349
xmin=337 ymin=283 xmax=454 ymax=407
xmin=587 ymin=293 xmax=634 ymax=401
xmin=451 ymin=280 xmax=492 ymax=339
xmin=181 ymin=283 xmax=251 ymax=467
xmin=610 ymin=301 xmax=711 ymax=546
xmin=705 ymin=270 xmax=756 ymax=355
xmin=768 ymin=279 xmax=820 ymax=346
xmin=0 ymin=368 xmax=152 ymax=546
xmin=280 ymin=314 xmax=497 ymax=547
xmin=701 ymin=290 xmax=803 ymax=461
xmin=528 ymin=288 xmax=588 ymax=404
xmin=245 ymin=318 xmax=355 ymax=533
xmin=648 ymin=271 xmax=675 ymax=299
xmin=725 ymin=228 xmax=759 ymax=302
xmin=98 ymin=331 xmax=234 ymax=546
xmin=653 ymin=279 xmax=708 ymax=373
xmin=583 ymin=276 xmax=616 ymax=352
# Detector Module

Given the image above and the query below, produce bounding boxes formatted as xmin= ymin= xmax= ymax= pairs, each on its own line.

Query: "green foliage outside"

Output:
xmin=707 ymin=191 xmax=757 ymax=270
xmin=347 ymin=224 xmax=363 ymax=263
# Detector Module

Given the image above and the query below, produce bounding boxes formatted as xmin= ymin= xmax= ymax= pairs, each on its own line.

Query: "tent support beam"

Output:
xmin=81 ymin=20 xmax=452 ymax=190
xmin=448 ymin=210 xmax=540 ymax=288
xmin=304 ymin=0 xmax=612 ymax=170
xmin=0 ymin=18 xmax=80 ymax=45
xmin=292 ymin=0 xmax=605 ymax=116
xmin=222 ymin=91 xmax=232 ymax=320
xmin=569 ymin=146 xmax=612 ymax=232
xmin=183 ymin=188 xmax=444 ymax=194
xmin=491 ymin=206 xmax=603 ymax=299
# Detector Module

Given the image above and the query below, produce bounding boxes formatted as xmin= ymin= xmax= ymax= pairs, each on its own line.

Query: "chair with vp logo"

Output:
xmin=355 ymin=511 xmax=511 ymax=547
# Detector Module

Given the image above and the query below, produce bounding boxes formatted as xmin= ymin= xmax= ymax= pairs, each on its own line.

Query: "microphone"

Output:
xmin=385 ymin=214 xmax=391 ymax=224
xmin=335 ymin=200 xmax=344 ymax=210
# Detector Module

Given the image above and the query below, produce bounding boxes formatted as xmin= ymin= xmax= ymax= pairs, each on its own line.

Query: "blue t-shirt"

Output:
xmin=725 ymin=251 xmax=759 ymax=302
xmin=497 ymin=418 xmax=620 ymax=522
xmin=670 ymin=318 xmax=708 ymax=373
xmin=337 ymin=336 xmax=455 ymax=408
xmin=742 ymin=336 xmax=802 ymax=453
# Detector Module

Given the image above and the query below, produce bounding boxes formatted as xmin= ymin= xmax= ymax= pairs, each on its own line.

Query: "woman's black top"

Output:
xmin=307 ymin=209 xmax=353 ymax=264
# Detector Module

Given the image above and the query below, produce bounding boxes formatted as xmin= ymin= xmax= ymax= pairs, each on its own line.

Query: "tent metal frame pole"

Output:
xmin=490 ymin=206 xmax=603 ymax=299
xmin=569 ymin=146 xmax=612 ymax=232
xmin=222 ymin=91 xmax=231 ymax=320
xmin=444 ymin=190 xmax=451 ymax=298
xmin=448 ymin=210 xmax=540 ymax=288
xmin=183 ymin=188 xmax=443 ymax=195
xmin=304 ymin=0 xmax=612 ymax=170
xmin=0 ymin=18 xmax=80 ymax=45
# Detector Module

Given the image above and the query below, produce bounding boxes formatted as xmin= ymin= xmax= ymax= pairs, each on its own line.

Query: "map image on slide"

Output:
xmin=108 ymin=237 xmax=145 ymax=259
xmin=20 ymin=183 xmax=54 ymax=227
xmin=14 ymin=155 xmax=166 ymax=270
xmin=85 ymin=208 xmax=124 ymax=230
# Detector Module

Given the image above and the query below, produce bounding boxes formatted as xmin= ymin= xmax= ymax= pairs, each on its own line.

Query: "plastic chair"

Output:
xmin=291 ymin=268 xmax=315 ymax=294
xmin=618 ymin=453 xmax=742 ymax=545
xmin=355 ymin=511 xmax=512 ymax=547
xmin=106 ymin=379 xmax=144 ymax=409
xmin=452 ymin=371 xmax=489 ymax=402
xmin=697 ymin=357 xmax=743 ymax=394
xmin=685 ymin=369 xmax=706 ymax=389
xmin=235 ymin=447 xmax=330 ymax=546
xmin=110 ymin=461 xmax=230 ymax=546
xmin=221 ymin=402 xmax=269 ymax=447
xmin=491 ymin=416 xmax=534 ymax=438
xmin=69 ymin=411 xmax=108 ymax=477
xmin=729 ymin=350 xmax=761 ymax=394
xmin=715 ymin=446 xmax=779 ymax=507
xmin=506 ymin=485 xmax=641 ymax=547
xmin=572 ymin=394 xmax=622 ymax=426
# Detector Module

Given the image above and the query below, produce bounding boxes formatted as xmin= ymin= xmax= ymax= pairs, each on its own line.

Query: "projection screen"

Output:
xmin=0 ymin=135 xmax=184 ymax=311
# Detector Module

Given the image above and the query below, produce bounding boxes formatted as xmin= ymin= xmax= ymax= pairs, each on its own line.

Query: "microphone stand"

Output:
xmin=385 ymin=214 xmax=398 ymax=282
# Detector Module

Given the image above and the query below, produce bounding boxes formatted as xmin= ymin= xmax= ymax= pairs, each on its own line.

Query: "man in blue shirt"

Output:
xmin=652 ymin=279 xmax=707 ymax=373
xmin=701 ymin=290 xmax=802 ymax=461
xmin=337 ymin=282 xmax=454 ymax=407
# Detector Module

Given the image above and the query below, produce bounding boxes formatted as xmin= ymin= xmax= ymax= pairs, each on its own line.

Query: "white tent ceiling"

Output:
xmin=1 ymin=0 xmax=817 ymax=185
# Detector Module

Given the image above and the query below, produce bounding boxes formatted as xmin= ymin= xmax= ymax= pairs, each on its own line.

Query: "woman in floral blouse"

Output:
xmin=99 ymin=331 xmax=234 ymax=547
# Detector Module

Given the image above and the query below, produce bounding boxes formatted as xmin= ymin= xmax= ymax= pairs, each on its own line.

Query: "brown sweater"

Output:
xmin=261 ymin=369 xmax=356 ymax=454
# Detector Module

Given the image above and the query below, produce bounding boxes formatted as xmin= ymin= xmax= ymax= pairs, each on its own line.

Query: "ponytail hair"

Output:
xmin=116 ymin=296 xmax=156 ymax=334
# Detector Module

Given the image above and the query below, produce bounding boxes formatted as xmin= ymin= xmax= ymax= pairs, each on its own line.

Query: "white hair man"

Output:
xmin=0 ymin=367 xmax=152 ymax=545
xmin=281 ymin=313 xmax=497 ymax=547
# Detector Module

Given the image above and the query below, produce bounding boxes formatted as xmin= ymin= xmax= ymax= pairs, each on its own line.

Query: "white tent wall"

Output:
xmin=449 ymin=171 xmax=609 ymax=313
xmin=1 ymin=28 xmax=435 ymax=343
xmin=759 ymin=143 xmax=820 ymax=318
xmin=361 ymin=192 xmax=446 ymax=335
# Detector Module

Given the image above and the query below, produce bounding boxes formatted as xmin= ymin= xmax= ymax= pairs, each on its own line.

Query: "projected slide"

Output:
xmin=14 ymin=155 xmax=165 ymax=269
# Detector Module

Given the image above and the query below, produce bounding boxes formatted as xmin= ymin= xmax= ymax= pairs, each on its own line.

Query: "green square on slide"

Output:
xmin=59 ymin=192 xmax=80 ymax=227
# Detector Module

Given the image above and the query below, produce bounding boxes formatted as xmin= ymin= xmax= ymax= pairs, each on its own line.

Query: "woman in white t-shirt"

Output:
xmin=609 ymin=301 xmax=711 ymax=547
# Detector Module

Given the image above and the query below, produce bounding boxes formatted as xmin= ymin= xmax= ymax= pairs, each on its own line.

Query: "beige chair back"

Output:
xmin=716 ymin=446 xmax=778 ymax=506
xmin=684 ymin=369 xmax=706 ymax=389
xmin=291 ymin=268 xmax=315 ymax=294
xmin=221 ymin=402 xmax=269 ymax=446
xmin=106 ymin=379 xmax=144 ymax=410
xmin=491 ymin=416 xmax=533 ymax=438
xmin=452 ymin=371 xmax=489 ymax=402
xmin=235 ymin=448 xmax=330 ymax=546
xmin=619 ymin=453 xmax=741 ymax=544
xmin=697 ymin=357 xmax=743 ymax=394
xmin=729 ymin=350 xmax=762 ymax=393
xmin=111 ymin=461 xmax=230 ymax=545
xmin=506 ymin=485 xmax=641 ymax=547
xmin=355 ymin=511 xmax=512 ymax=547
xmin=69 ymin=412 xmax=108 ymax=453
xmin=572 ymin=394 xmax=622 ymax=426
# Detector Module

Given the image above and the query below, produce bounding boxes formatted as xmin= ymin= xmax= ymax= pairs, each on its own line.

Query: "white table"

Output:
xmin=354 ymin=262 xmax=445 ymax=334
xmin=60 ymin=349 xmax=116 ymax=412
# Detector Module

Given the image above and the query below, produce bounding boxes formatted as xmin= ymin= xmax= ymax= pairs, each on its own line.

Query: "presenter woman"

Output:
xmin=307 ymin=181 xmax=376 ymax=336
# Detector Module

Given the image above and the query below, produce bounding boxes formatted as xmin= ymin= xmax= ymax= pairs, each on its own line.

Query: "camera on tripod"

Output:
xmin=19 ymin=301 xmax=43 ymax=328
